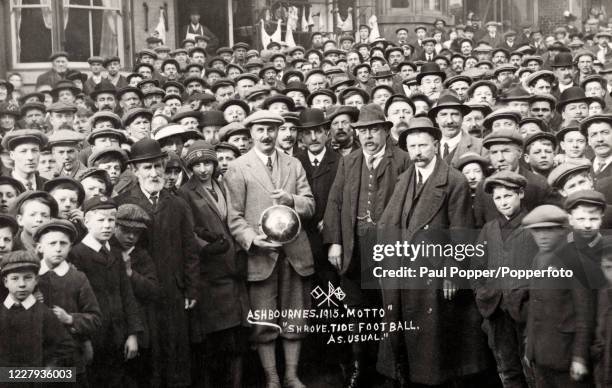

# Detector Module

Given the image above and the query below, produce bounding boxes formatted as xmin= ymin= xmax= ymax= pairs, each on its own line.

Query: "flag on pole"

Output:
xmin=155 ymin=7 xmax=167 ymax=44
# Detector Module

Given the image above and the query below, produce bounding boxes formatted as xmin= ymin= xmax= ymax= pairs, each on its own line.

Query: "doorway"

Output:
xmin=176 ymin=0 xmax=229 ymax=50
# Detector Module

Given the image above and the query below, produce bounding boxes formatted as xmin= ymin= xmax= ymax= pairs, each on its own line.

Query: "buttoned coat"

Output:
xmin=445 ymin=131 xmax=487 ymax=168
xmin=224 ymin=149 xmax=315 ymax=282
xmin=375 ymin=158 xmax=491 ymax=385
xmin=178 ymin=176 xmax=249 ymax=335
xmin=114 ymin=186 xmax=199 ymax=387
xmin=322 ymin=145 xmax=411 ymax=275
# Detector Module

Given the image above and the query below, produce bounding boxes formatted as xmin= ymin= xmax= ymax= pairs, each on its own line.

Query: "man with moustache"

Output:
xmin=276 ymin=112 xmax=300 ymax=157
xmin=429 ymin=93 xmax=485 ymax=167
xmin=582 ymin=114 xmax=612 ymax=181
xmin=384 ymin=95 xmax=414 ymax=148
xmin=327 ymin=106 xmax=360 ymax=156
xmin=376 ymin=116 xmax=490 ymax=387
xmin=224 ymin=110 xmax=315 ymax=388
xmin=90 ymin=80 xmax=118 ymax=113
xmin=324 ymin=104 xmax=410 ymax=387
xmin=115 ymin=138 xmax=199 ymax=388
xmin=550 ymin=52 xmax=576 ymax=97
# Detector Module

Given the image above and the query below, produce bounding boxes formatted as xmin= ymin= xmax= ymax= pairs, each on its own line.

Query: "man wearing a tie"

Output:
xmin=419 ymin=37 xmax=437 ymax=62
xmin=115 ymin=138 xmax=199 ymax=387
xmin=376 ymin=116 xmax=488 ymax=386
xmin=428 ymin=93 xmax=485 ymax=168
xmin=581 ymin=114 xmax=612 ymax=181
xmin=2 ymin=129 xmax=50 ymax=192
xmin=224 ymin=110 xmax=315 ymax=388
xmin=324 ymin=104 xmax=410 ymax=386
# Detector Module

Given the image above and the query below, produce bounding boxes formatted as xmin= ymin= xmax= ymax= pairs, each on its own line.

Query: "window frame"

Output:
xmin=9 ymin=0 xmax=125 ymax=70
xmin=382 ymin=0 xmax=446 ymax=16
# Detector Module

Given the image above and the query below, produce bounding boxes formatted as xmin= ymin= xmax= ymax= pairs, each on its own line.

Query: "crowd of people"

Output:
xmin=1 ymin=7 xmax=612 ymax=388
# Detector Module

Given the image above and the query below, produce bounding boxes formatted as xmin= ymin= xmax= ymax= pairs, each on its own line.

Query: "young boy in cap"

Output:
xmin=35 ymin=219 xmax=102 ymax=384
xmin=12 ymin=191 xmax=58 ymax=252
xmin=556 ymin=190 xmax=609 ymax=289
xmin=0 ymin=250 xmax=73 ymax=366
xmin=48 ymin=129 xmax=87 ymax=179
xmin=68 ymin=195 xmax=142 ymax=386
xmin=0 ymin=214 xmax=19 ymax=302
xmin=523 ymin=132 xmax=557 ymax=178
xmin=44 ymin=177 xmax=87 ymax=241
xmin=110 ymin=204 xmax=160 ymax=388
xmin=472 ymin=170 xmax=539 ymax=387
xmin=522 ymin=204 xmax=595 ymax=387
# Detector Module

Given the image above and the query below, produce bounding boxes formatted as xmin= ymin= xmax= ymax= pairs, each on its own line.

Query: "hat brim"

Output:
xmin=428 ymin=104 xmax=471 ymax=119
xmin=127 ymin=151 xmax=168 ymax=164
xmin=116 ymin=219 xmax=148 ymax=229
xmin=523 ymin=221 xmax=566 ymax=229
xmin=556 ymin=97 xmax=595 ymax=112
xmin=416 ymin=71 xmax=447 ymax=84
xmin=296 ymin=120 xmax=331 ymax=130
xmin=351 ymin=120 xmax=393 ymax=130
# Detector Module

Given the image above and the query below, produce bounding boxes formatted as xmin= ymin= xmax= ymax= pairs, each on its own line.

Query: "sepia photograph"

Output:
xmin=0 ymin=0 xmax=611 ymax=387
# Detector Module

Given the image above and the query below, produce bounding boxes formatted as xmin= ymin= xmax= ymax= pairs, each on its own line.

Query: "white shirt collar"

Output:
xmin=81 ymin=233 xmax=110 ymax=253
xmin=308 ymin=148 xmax=326 ymax=165
xmin=253 ymin=148 xmax=277 ymax=167
xmin=11 ymin=170 xmax=36 ymax=190
xmin=441 ymin=131 xmax=462 ymax=152
xmin=4 ymin=294 xmax=36 ymax=310
xmin=276 ymin=146 xmax=293 ymax=156
xmin=559 ymin=82 xmax=573 ymax=92
xmin=363 ymin=145 xmax=386 ymax=169
xmin=594 ymin=154 xmax=612 ymax=170
xmin=39 ymin=260 xmax=70 ymax=277
xmin=416 ymin=155 xmax=437 ymax=183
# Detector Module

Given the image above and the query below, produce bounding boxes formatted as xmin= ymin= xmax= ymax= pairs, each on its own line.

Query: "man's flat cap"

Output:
xmin=482 ymin=127 xmax=523 ymax=149
xmin=547 ymin=159 xmax=592 ymax=188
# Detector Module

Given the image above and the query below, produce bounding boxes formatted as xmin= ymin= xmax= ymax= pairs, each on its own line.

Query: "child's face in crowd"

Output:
xmin=17 ymin=200 xmax=51 ymax=236
xmin=37 ymin=231 xmax=71 ymax=269
xmin=50 ymin=188 xmax=79 ymax=219
xmin=0 ymin=226 xmax=14 ymax=256
xmin=97 ymin=161 xmax=122 ymax=185
xmin=81 ymin=177 xmax=107 ymax=200
xmin=492 ymin=186 xmax=523 ymax=218
xmin=84 ymin=208 xmax=116 ymax=242
xmin=528 ymin=227 xmax=567 ymax=252
xmin=114 ymin=225 xmax=142 ymax=250
xmin=164 ymin=167 xmax=181 ymax=189
xmin=3 ymin=270 xmax=37 ymax=302
xmin=0 ymin=184 xmax=18 ymax=214
xmin=569 ymin=204 xmax=603 ymax=240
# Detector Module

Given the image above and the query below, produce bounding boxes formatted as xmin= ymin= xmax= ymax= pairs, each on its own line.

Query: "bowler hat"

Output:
xmin=127 ymin=138 xmax=167 ymax=164
xmin=416 ymin=62 xmax=446 ymax=84
xmin=428 ymin=94 xmax=471 ymax=119
xmin=297 ymin=108 xmax=329 ymax=129
xmin=200 ymin=110 xmax=228 ymax=127
xmin=557 ymin=87 xmax=594 ymax=112
xmin=352 ymin=103 xmax=393 ymax=130
xmin=89 ymin=80 xmax=117 ymax=100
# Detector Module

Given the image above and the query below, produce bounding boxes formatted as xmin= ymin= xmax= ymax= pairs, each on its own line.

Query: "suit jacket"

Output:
xmin=479 ymin=33 xmax=502 ymax=48
xmin=474 ymin=166 xmax=553 ymax=227
xmin=594 ymin=161 xmax=612 ymax=181
xmin=323 ymin=146 xmax=411 ymax=275
xmin=178 ymin=176 xmax=249 ymax=334
xmin=295 ymin=148 xmax=340 ymax=228
xmin=445 ymin=131 xmax=486 ymax=168
xmin=595 ymin=175 xmax=612 ymax=204
xmin=526 ymin=251 xmax=595 ymax=371
xmin=376 ymin=158 xmax=490 ymax=384
xmin=592 ymin=288 xmax=612 ymax=388
xmin=36 ymin=69 xmax=66 ymax=88
xmin=224 ymin=149 xmax=315 ymax=282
